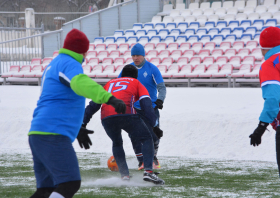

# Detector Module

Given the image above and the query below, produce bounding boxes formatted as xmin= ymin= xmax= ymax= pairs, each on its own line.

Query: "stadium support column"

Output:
xmin=25 ymin=8 xmax=35 ymax=48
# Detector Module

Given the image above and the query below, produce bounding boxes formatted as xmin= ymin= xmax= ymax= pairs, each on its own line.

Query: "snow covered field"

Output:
xmin=0 ymin=86 xmax=276 ymax=163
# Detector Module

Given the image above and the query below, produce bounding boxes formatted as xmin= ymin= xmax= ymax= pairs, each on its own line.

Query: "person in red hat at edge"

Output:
xmin=249 ymin=26 xmax=280 ymax=176
xmin=28 ymin=29 xmax=126 ymax=198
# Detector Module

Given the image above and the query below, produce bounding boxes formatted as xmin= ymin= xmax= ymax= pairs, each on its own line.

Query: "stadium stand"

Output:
xmin=2 ymin=0 xmax=276 ymax=87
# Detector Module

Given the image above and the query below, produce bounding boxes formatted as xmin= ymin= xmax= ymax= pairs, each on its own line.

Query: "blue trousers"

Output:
xmin=130 ymin=108 xmax=160 ymax=162
xmin=102 ymin=114 xmax=154 ymax=177
xmin=29 ymin=135 xmax=81 ymax=188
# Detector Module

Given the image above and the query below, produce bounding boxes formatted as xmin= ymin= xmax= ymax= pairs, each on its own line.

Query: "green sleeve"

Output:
xmin=70 ymin=74 xmax=112 ymax=104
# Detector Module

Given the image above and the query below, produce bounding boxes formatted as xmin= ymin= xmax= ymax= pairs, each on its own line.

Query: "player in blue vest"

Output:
xmin=28 ymin=29 xmax=126 ymax=198
xmin=118 ymin=43 xmax=167 ymax=170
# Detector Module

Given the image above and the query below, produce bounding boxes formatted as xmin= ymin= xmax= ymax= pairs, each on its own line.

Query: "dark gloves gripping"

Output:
xmin=106 ymin=96 xmax=126 ymax=114
xmin=77 ymin=127 xmax=94 ymax=149
xmin=249 ymin=121 xmax=269 ymax=146
xmin=155 ymin=99 xmax=163 ymax=109
xmin=153 ymin=126 xmax=163 ymax=139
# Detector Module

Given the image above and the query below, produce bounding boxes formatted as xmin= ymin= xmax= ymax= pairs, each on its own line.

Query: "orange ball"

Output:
xmin=107 ymin=155 xmax=119 ymax=172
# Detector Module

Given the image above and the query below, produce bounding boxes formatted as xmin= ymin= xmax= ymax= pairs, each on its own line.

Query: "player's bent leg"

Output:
xmin=276 ymin=126 xmax=280 ymax=176
xmin=102 ymin=117 xmax=130 ymax=177
xmin=49 ymin=180 xmax=81 ymax=198
xmin=30 ymin=187 xmax=55 ymax=198
xmin=125 ymin=115 xmax=154 ymax=172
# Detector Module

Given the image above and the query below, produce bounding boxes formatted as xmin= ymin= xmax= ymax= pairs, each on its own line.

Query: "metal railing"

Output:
xmin=0 ymin=29 xmax=62 ymax=75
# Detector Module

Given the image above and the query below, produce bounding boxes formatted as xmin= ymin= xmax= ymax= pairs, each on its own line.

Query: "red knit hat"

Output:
xmin=63 ymin=29 xmax=89 ymax=54
xmin=260 ymin=27 xmax=280 ymax=49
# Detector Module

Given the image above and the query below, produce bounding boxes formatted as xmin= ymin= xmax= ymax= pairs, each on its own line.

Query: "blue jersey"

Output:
xmin=29 ymin=53 xmax=85 ymax=142
xmin=119 ymin=61 xmax=164 ymax=109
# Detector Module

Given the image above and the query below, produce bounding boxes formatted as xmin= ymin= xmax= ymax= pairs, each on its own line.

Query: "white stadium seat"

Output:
xmin=234 ymin=1 xmax=245 ymax=12
xmin=264 ymin=0 xmax=275 ymax=8
xmin=255 ymin=5 xmax=267 ymax=15
xmin=224 ymin=14 xmax=236 ymax=24
xmin=244 ymin=64 xmax=261 ymax=77
xmin=188 ymin=3 xmax=199 ymax=11
xmin=227 ymin=8 xmax=238 ymax=15
xmin=175 ymin=3 xmax=186 ymax=11
xmin=236 ymin=13 xmax=248 ymax=22
xmin=268 ymin=5 xmax=279 ymax=14
xmin=158 ymin=4 xmax=173 ymax=16
xmin=196 ymin=15 xmax=208 ymax=27
xmin=248 ymin=13 xmax=260 ymax=22
xmin=151 ymin=16 xmax=161 ymax=23
xmin=186 ymin=64 xmax=206 ymax=77
xmin=273 ymin=11 xmax=280 ymax=23
xmin=244 ymin=7 xmax=255 ymax=15
xmin=246 ymin=0 xmax=257 ymax=9
xmin=173 ymin=64 xmax=193 ymax=77
xmin=174 ymin=16 xmax=185 ymax=24
xmin=170 ymin=10 xmax=180 ymax=17
xmin=192 ymin=9 xmax=203 ymax=17
xmin=162 ymin=64 xmax=181 ymax=78
xmin=208 ymin=15 xmax=219 ymax=24
xmin=204 ymin=8 xmax=215 ymax=17
xmin=223 ymin=1 xmax=234 ymax=11
xmin=163 ymin=16 xmax=174 ymax=23
xmin=211 ymin=2 xmax=222 ymax=11
xmin=181 ymin=10 xmax=192 ymax=17
xmin=199 ymin=64 xmax=219 ymax=77
xmin=231 ymin=64 xmax=251 ymax=77
xmin=212 ymin=64 xmax=233 ymax=77
xmin=215 ymin=8 xmax=227 ymax=19
xmin=260 ymin=12 xmax=273 ymax=21
xmin=200 ymin=2 xmax=210 ymax=11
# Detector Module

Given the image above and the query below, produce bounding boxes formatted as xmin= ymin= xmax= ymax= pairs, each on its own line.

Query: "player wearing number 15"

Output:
xmin=82 ymin=65 xmax=165 ymax=184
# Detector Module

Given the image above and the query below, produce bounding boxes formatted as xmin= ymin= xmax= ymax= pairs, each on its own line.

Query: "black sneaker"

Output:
xmin=143 ymin=171 xmax=165 ymax=185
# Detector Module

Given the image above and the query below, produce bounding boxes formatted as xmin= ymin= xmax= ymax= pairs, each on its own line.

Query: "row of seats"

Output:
xmin=83 ymin=63 xmax=260 ymax=78
xmin=91 ymin=40 xmax=259 ymax=54
xmin=160 ymin=0 xmax=276 ymax=15
xmin=145 ymin=13 xmax=278 ymax=27
xmin=1 ymin=65 xmax=46 ymax=78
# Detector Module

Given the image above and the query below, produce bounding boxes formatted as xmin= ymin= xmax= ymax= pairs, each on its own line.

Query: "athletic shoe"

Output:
xmin=138 ymin=161 xmax=144 ymax=170
xmin=121 ymin=176 xmax=131 ymax=181
xmin=153 ymin=156 xmax=161 ymax=169
xmin=143 ymin=171 xmax=165 ymax=185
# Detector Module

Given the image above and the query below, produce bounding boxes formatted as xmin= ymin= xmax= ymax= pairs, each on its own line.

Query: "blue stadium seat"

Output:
xmin=232 ymin=27 xmax=244 ymax=39
xmin=164 ymin=36 xmax=176 ymax=45
xmin=138 ymin=36 xmax=150 ymax=46
xmin=116 ymin=37 xmax=127 ymax=44
xmin=114 ymin=30 xmax=124 ymax=37
xmin=143 ymin=23 xmax=154 ymax=30
xmin=240 ymin=20 xmax=252 ymax=30
xmin=265 ymin=19 xmax=277 ymax=27
xmin=220 ymin=28 xmax=232 ymax=37
xmin=176 ymin=35 xmax=188 ymax=44
xmin=216 ymin=21 xmax=227 ymax=31
xmin=125 ymin=30 xmax=136 ymax=36
xmin=133 ymin=23 xmax=143 ymax=30
xmin=208 ymin=28 xmax=219 ymax=37
xmin=93 ymin=37 xmax=104 ymax=44
xmin=205 ymin=22 xmax=216 ymax=30
xmin=136 ymin=30 xmax=147 ymax=38
xmin=177 ymin=22 xmax=188 ymax=30
xmin=212 ymin=35 xmax=224 ymax=46
xmin=158 ymin=29 xmax=170 ymax=39
xmin=240 ymin=34 xmax=253 ymax=43
xmin=147 ymin=29 xmax=158 ymax=39
xmin=253 ymin=34 xmax=260 ymax=42
xmin=189 ymin=22 xmax=200 ymax=31
xmin=224 ymin=34 xmax=237 ymax=44
xmin=200 ymin=35 xmax=212 ymax=45
xmin=228 ymin=21 xmax=239 ymax=31
xmin=166 ymin=22 xmax=177 ymax=30
xmin=170 ymin=29 xmax=181 ymax=37
xmin=245 ymin=27 xmax=257 ymax=37
xmin=127 ymin=36 xmax=138 ymax=45
xmin=188 ymin=35 xmax=199 ymax=45
xmin=150 ymin=36 xmax=162 ymax=44
xmin=155 ymin=23 xmax=166 ymax=30
xmin=184 ymin=29 xmax=196 ymax=38
xmin=196 ymin=28 xmax=208 ymax=39
xmin=105 ymin=37 xmax=116 ymax=44
xmin=252 ymin=20 xmax=265 ymax=31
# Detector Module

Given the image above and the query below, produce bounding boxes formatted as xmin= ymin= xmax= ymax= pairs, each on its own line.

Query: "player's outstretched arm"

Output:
xmin=70 ymin=74 xmax=112 ymax=104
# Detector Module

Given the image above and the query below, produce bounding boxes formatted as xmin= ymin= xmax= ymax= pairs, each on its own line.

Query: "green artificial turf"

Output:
xmin=0 ymin=153 xmax=279 ymax=198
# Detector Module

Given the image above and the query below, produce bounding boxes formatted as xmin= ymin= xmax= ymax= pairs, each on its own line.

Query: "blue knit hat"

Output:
xmin=131 ymin=43 xmax=145 ymax=57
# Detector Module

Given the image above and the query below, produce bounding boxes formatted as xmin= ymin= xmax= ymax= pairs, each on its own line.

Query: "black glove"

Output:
xmin=249 ymin=121 xmax=269 ymax=146
xmin=77 ymin=127 xmax=94 ymax=149
xmin=106 ymin=96 xmax=126 ymax=114
xmin=153 ymin=126 xmax=163 ymax=138
xmin=155 ymin=99 xmax=163 ymax=109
